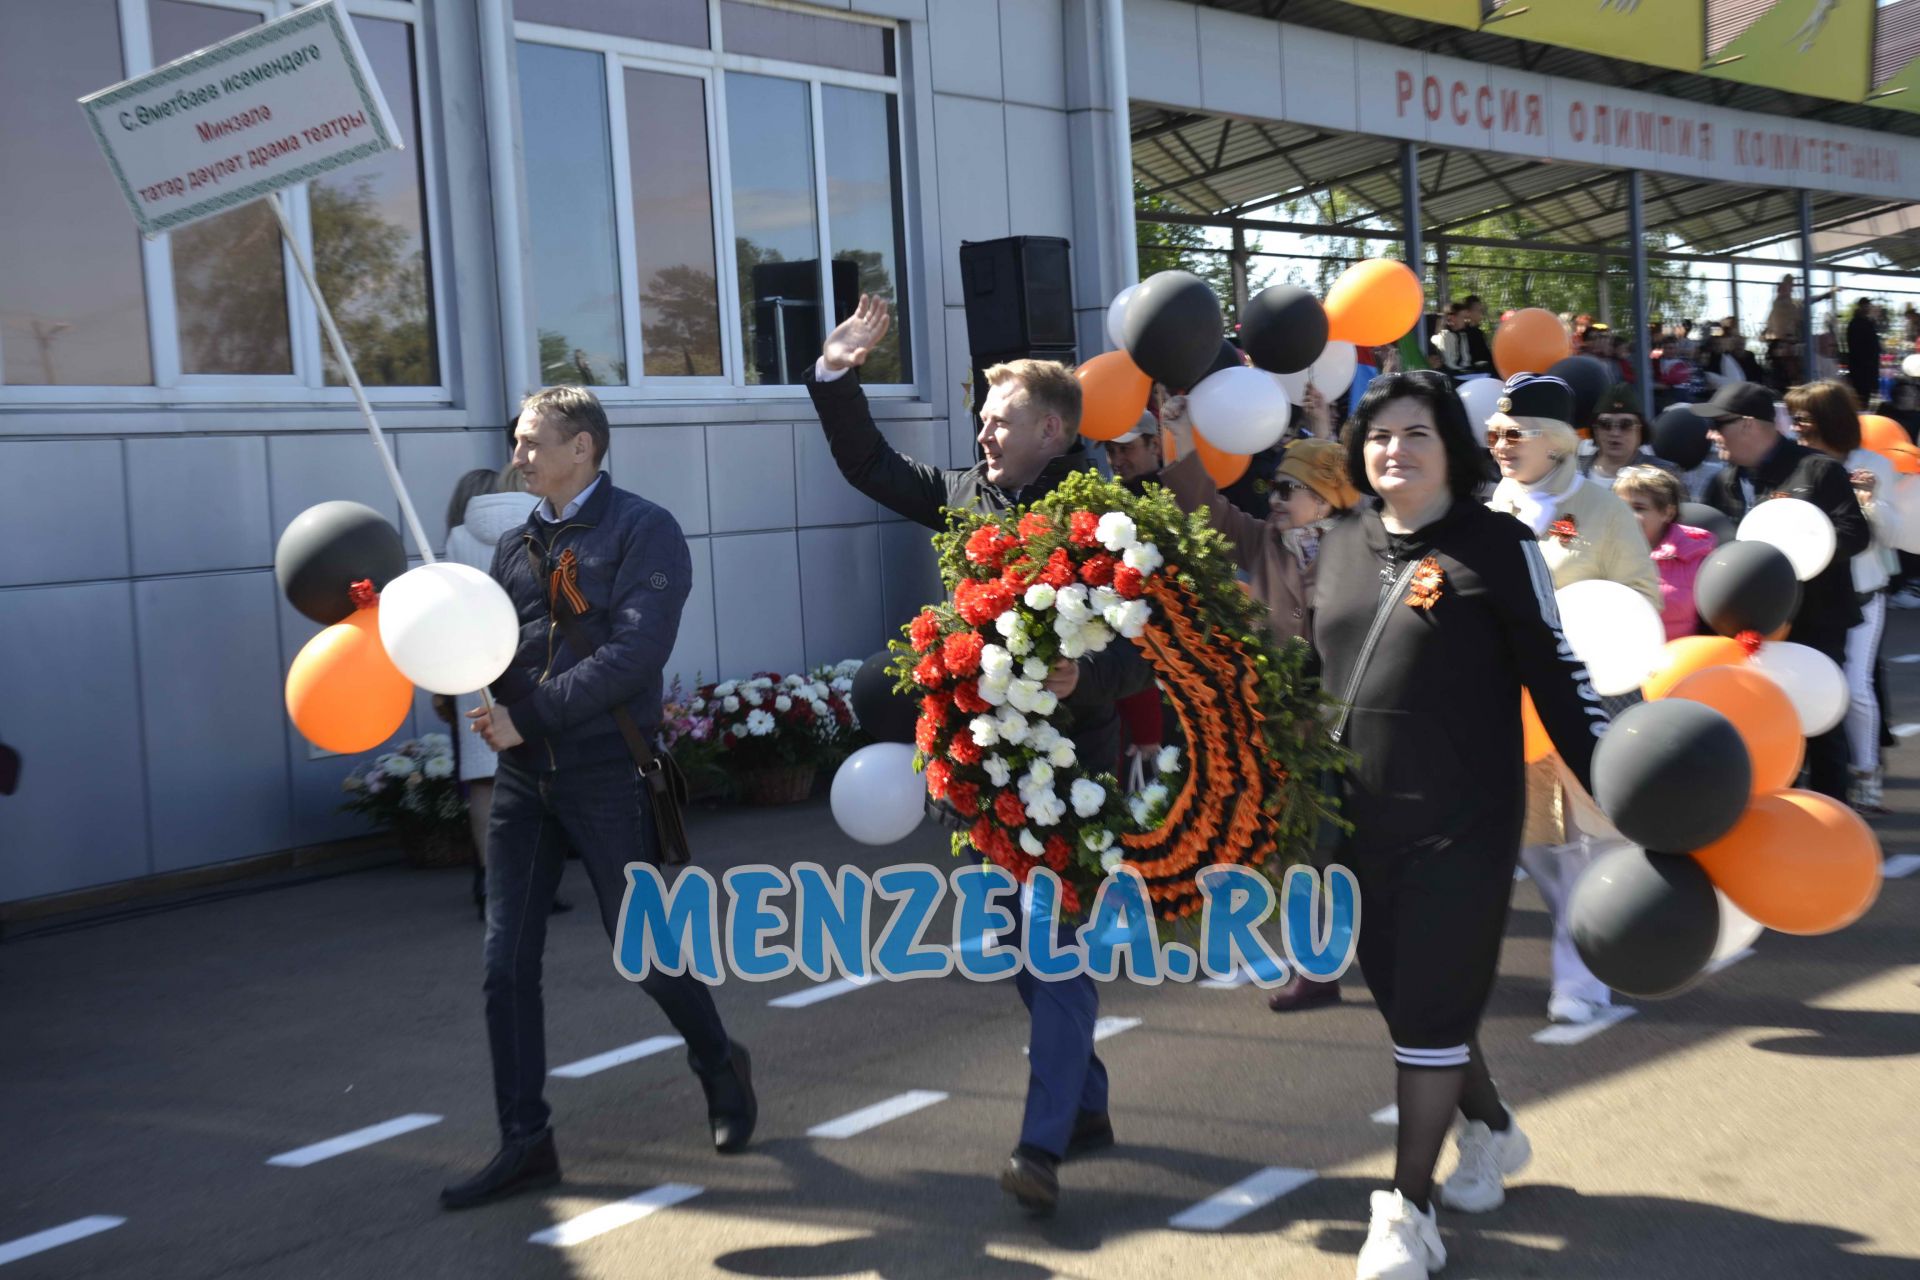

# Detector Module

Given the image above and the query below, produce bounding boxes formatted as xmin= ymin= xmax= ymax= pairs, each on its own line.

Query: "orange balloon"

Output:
xmin=1642 ymin=634 xmax=1749 ymax=701
xmin=1493 ymin=307 xmax=1571 ymax=378
xmin=286 ymin=605 xmax=414 ymax=754
xmin=1667 ymin=666 xmax=1804 ymax=794
xmin=1859 ymin=413 xmax=1910 ymax=457
xmin=1324 ymin=258 xmax=1424 ymax=347
xmin=1691 ymin=789 xmax=1881 ymax=935
xmin=1193 ymin=429 xmax=1250 ymax=487
xmin=1885 ymin=443 xmax=1920 ymax=476
xmin=1521 ymin=690 xmax=1552 ymax=763
xmin=1074 ymin=350 xmax=1153 ymax=441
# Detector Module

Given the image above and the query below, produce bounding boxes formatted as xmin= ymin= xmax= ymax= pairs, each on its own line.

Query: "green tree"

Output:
xmin=1135 ymin=186 xmax=1271 ymax=327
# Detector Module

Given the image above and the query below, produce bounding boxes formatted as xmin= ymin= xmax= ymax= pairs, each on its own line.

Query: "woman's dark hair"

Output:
xmin=1784 ymin=379 xmax=1862 ymax=455
xmin=1341 ymin=369 xmax=1485 ymax=504
xmin=446 ymin=467 xmax=499 ymax=537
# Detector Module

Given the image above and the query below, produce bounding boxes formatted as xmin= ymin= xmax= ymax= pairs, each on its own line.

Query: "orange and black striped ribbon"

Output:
xmin=550 ymin=548 xmax=588 ymax=616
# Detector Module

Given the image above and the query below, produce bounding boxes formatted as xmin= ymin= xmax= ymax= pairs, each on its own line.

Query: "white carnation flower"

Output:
xmin=750 ymin=677 xmax=775 ymax=689
xmin=1023 ymin=582 xmax=1057 ymax=611
xmin=983 ymin=754 xmax=1012 ymax=787
xmin=1054 ymin=584 xmax=1093 ymax=623
xmin=978 ymin=670 xmax=1011 ymax=705
xmin=1090 ymin=585 xmax=1121 ymax=614
xmin=995 ymin=706 xmax=1031 ymax=745
xmin=1047 ymin=740 xmax=1076 ymax=767
xmin=809 ymin=698 xmax=830 ymax=718
xmin=1129 ymin=797 xmax=1151 ymax=825
xmin=969 ymin=714 xmax=1001 ymax=747
xmin=381 ymin=754 xmax=417 ymax=778
xmin=1100 ymin=848 xmax=1125 ymax=874
xmin=1070 ymin=778 xmax=1106 ymax=817
xmin=1078 ymin=620 xmax=1115 ymax=652
xmin=423 ymin=754 xmax=454 ymax=780
xmin=836 ymin=659 xmax=863 ymax=676
xmin=420 ymin=733 xmax=451 ymax=751
xmin=1058 ymin=631 xmax=1088 ymax=660
xmin=1104 ymin=600 xmax=1150 ymax=639
xmin=1022 ymin=760 xmax=1055 ymax=791
xmin=1027 ymin=790 xmax=1067 ymax=826
xmin=746 ymin=709 xmax=776 ymax=736
xmin=1156 ymin=745 xmax=1182 ymax=774
xmin=1033 ymin=690 xmax=1061 ymax=717
xmin=980 ymin=644 xmax=1014 ymax=679
xmin=690 ymin=696 xmax=706 ymax=712
xmin=783 ymin=674 xmax=804 ymax=688
xmin=774 ymin=695 xmax=793 ymax=712
xmin=1096 ymin=512 xmax=1138 ymax=552
xmin=714 ymin=680 xmax=738 ymax=696
xmin=1019 ymin=829 xmax=1046 ymax=857
xmin=1021 ymin=658 xmax=1049 ymax=681
xmin=1027 ymin=722 xmax=1061 ymax=751
xmin=1006 ymin=678 xmax=1043 ymax=714
xmin=1142 ymin=782 xmax=1168 ymax=809
xmin=741 ymin=687 xmax=761 ymax=707
xmin=994 ymin=610 xmax=1021 ymax=638
xmin=723 ymin=695 xmax=741 ymax=713
xmin=1123 ymin=542 xmax=1163 ymax=575
xmin=1083 ymin=827 xmax=1115 ymax=853
xmin=830 ymin=676 xmax=852 ymax=694
xmin=1005 ymin=626 xmax=1032 ymax=656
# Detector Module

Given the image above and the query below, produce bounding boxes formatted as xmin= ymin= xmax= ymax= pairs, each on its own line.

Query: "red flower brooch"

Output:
xmin=1547 ymin=515 xmax=1578 ymax=547
xmin=1405 ymin=555 xmax=1444 ymax=610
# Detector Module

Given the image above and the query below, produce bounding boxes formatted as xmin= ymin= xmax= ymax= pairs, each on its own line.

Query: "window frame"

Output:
xmin=509 ymin=0 xmax=921 ymax=402
xmin=0 ymin=0 xmax=455 ymax=407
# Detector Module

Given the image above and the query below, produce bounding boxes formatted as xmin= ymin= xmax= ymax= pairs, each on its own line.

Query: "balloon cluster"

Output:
xmin=276 ymin=502 xmax=520 ymax=754
xmin=1556 ymin=532 xmax=1881 ymax=998
xmin=1076 ymin=259 xmax=1426 ymax=485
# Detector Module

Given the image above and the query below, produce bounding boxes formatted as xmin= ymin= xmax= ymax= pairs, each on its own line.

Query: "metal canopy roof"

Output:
xmin=1134 ymin=2 xmax=1920 ymax=268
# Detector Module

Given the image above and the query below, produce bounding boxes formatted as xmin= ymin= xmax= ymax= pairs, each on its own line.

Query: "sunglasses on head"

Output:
xmin=1485 ymin=424 xmax=1544 ymax=446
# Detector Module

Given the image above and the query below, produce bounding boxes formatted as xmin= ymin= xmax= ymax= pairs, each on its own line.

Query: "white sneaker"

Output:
xmin=1547 ymin=992 xmax=1600 ymax=1025
xmin=1437 ymin=1117 xmax=1533 ymax=1213
xmin=1355 ymin=1189 xmax=1446 ymax=1279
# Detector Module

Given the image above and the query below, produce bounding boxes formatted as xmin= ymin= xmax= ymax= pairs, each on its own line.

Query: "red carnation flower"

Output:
xmin=965 ymin=525 xmax=1009 ymax=568
xmin=942 ymin=630 xmax=984 ymax=677
xmin=1038 ymin=547 xmax=1076 ymax=589
xmin=955 ymin=579 xmax=1003 ymax=627
xmin=994 ymin=791 xmax=1028 ymax=827
xmin=971 ymin=818 xmax=997 ymax=855
xmin=1001 ymin=561 xmax=1032 ymax=590
xmin=921 ymin=691 xmax=952 ymax=724
xmin=1079 ymin=553 xmax=1116 ymax=587
xmin=949 ymin=780 xmax=980 ymax=817
xmin=990 ymin=826 xmax=1020 ymax=865
xmin=915 ymin=715 xmax=942 ymax=755
xmin=1060 ymin=883 xmax=1081 ymax=915
xmin=948 ymin=731 xmax=983 ymax=766
xmin=1069 ymin=511 xmax=1099 ymax=547
xmin=913 ymin=653 xmax=946 ymax=688
xmin=1018 ymin=512 xmax=1052 ymax=539
xmin=924 ymin=757 xmax=953 ymax=801
xmin=1113 ymin=565 xmax=1145 ymax=599
xmin=1044 ymin=834 xmax=1071 ymax=871
xmin=910 ymin=609 xmax=941 ymax=653
xmin=952 ymin=680 xmax=990 ymax=715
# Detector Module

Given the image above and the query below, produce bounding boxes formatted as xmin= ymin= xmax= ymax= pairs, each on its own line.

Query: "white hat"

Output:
xmin=1109 ymin=410 xmax=1159 ymax=445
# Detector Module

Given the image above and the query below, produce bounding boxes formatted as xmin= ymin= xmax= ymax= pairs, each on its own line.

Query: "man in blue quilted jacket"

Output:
xmin=440 ymin=386 xmax=756 ymax=1210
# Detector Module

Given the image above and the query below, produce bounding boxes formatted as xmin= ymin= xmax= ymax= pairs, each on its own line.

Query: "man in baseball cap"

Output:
xmin=1104 ymin=409 xmax=1163 ymax=494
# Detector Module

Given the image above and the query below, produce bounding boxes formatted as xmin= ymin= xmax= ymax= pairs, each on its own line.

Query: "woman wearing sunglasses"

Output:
xmin=1487 ymin=374 xmax=1659 ymax=1030
xmin=1580 ymin=384 xmax=1683 ymax=492
xmin=1314 ymin=371 xmax=1609 ymax=1279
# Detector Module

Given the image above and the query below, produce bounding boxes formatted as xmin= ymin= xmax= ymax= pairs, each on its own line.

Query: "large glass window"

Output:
xmin=513 ymin=1 xmax=914 ymax=393
xmin=516 ymin=0 xmax=707 ymax=49
xmin=0 ymin=0 xmax=153 ymax=385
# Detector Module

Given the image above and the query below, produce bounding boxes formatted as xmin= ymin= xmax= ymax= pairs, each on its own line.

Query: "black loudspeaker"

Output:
xmin=750 ymin=258 xmax=860 ymax=384
xmin=960 ymin=236 xmax=1075 ymax=360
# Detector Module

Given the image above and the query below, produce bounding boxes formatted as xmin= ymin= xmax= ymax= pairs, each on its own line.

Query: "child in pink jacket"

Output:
xmin=1617 ymin=465 xmax=1713 ymax=641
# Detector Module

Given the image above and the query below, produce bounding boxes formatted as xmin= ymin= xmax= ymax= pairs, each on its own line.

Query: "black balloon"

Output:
xmin=1546 ymin=355 xmax=1615 ymax=429
xmin=1121 ymin=270 xmax=1224 ymax=392
xmin=850 ymin=650 xmax=918 ymax=745
xmin=1693 ymin=540 xmax=1800 ymax=638
xmin=1203 ymin=338 xmax=1245 ymax=380
xmin=1239 ymin=284 xmax=1328 ymax=375
xmin=1591 ymin=699 xmax=1751 ymax=852
xmin=274 ymin=500 xmax=407 ymax=625
xmin=1678 ymin=501 xmax=1735 ymax=547
xmin=1653 ymin=405 xmax=1711 ymax=470
xmin=1569 ymin=845 xmax=1719 ymax=998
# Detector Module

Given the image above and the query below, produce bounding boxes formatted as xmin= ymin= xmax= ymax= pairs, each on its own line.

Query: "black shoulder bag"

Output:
xmin=531 ymin=544 xmax=693 ymax=865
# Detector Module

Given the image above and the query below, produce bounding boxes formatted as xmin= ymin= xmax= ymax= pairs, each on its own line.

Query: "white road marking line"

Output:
xmin=1705 ymin=947 xmax=1756 ymax=975
xmin=1892 ymin=723 xmax=1920 ymax=739
xmin=267 ymin=1114 xmax=442 ymax=1168
xmin=550 ymin=1036 xmax=684 ymax=1079
xmin=1884 ymin=853 xmax=1920 ymax=879
xmin=1199 ymin=966 xmax=1255 ymax=989
xmin=807 ymin=1090 xmax=948 ymax=1140
xmin=1370 ymin=1104 xmax=1399 ymax=1126
xmin=0 ymin=1217 xmax=125 ymax=1267
xmin=768 ymin=976 xmax=871 ymax=1009
xmin=1889 ymin=653 xmax=1920 ymax=664
xmin=528 ymin=1184 xmax=702 ymax=1248
xmin=1532 ymin=1005 xmax=1638 ymax=1045
xmin=1169 ymin=1166 xmax=1318 ymax=1231
xmin=1094 ymin=1016 xmax=1141 ymax=1041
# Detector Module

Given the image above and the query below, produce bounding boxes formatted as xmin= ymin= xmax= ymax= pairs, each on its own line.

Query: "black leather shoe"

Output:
xmin=439 ymin=1131 xmax=561 ymax=1210
xmin=1267 ymin=973 xmax=1341 ymax=1012
xmin=1064 ymin=1110 xmax=1114 ymax=1159
xmin=699 ymin=1041 xmax=756 ymax=1154
xmin=1000 ymin=1145 xmax=1059 ymax=1215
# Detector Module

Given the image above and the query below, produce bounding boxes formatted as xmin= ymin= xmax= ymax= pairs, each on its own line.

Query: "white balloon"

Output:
xmin=1903 ymin=352 xmax=1920 ymax=381
xmin=1737 ymin=497 xmax=1834 ymax=581
xmin=830 ymin=743 xmax=925 ymax=845
xmin=1892 ymin=474 xmax=1920 ymax=556
xmin=1712 ymin=887 xmax=1765 ymax=964
xmin=1555 ymin=579 xmax=1667 ymax=697
xmin=1307 ymin=340 xmax=1357 ymax=400
xmin=1749 ymin=640 xmax=1848 ymax=736
xmin=1458 ymin=377 xmax=1505 ymax=446
xmin=1187 ymin=365 xmax=1291 ymax=454
xmin=1273 ymin=367 xmax=1310 ymax=404
xmin=1105 ymin=284 xmax=1139 ymax=351
xmin=377 ymin=562 xmax=521 ymax=695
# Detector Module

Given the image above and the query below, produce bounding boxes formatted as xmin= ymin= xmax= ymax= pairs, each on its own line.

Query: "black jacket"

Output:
xmin=804 ymin=367 xmax=1154 ymax=769
xmin=1704 ymin=438 xmax=1869 ymax=645
xmin=1313 ymin=501 xmax=1609 ymax=859
xmin=1461 ymin=323 xmax=1494 ymax=373
xmin=490 ymin=475 xmax=690 ymax=773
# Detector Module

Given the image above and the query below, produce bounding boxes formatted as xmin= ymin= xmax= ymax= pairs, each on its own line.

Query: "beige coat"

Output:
xmin=1159 ymin=453 xmax=1313 ymax=645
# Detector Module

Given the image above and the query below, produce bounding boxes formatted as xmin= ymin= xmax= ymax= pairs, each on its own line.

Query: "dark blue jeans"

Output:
xmin=1009 ymin=910 xmax=1107 ymax=1158
xmin=484 ymin=756 xmax=732 ymax=1142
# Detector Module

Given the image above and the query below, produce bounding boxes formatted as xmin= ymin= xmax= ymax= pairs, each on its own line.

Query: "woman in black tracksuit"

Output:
xmin=1315 ymin=371 xmax=1609 ymax=1280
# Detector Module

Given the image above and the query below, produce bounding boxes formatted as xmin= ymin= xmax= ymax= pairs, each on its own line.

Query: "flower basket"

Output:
xmin=736 ymin=764 xmax=817 ymax=806
xmin=400 ymin=822 xmax=474 ymax=869
xmin=339 ymin=734 xmax=470 ymax=866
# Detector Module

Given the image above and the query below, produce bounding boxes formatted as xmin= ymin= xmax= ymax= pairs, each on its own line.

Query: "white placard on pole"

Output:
xmin=79 ymin=0 xmax=402 ymax=238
